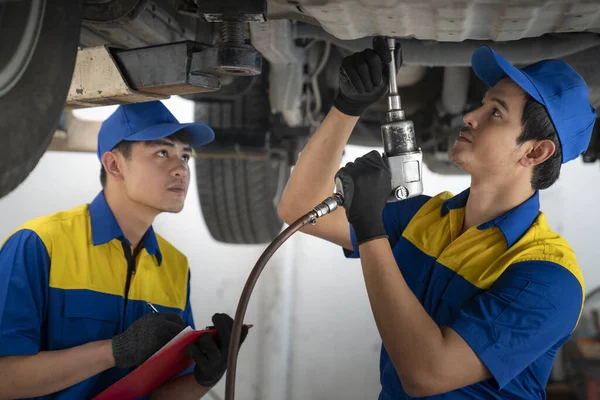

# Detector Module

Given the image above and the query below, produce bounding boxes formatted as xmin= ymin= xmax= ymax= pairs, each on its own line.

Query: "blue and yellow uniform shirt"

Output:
xmin=0 ymin=191 xmax=195 ymax=399
xmin=345 ymin=189 xmax=584 ymax=399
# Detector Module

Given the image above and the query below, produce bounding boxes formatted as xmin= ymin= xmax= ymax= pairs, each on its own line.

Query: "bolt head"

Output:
xmin=394 ymin=186 xmax=409 ymax=200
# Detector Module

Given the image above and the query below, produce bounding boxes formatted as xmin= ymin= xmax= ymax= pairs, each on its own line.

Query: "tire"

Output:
xmin=194 ymin=74 xmax=289 ymax=244
xmin=0 ymin=0 xmax=82 ymax=198
xmin=195 ymin=157 xmax=289 ymax=244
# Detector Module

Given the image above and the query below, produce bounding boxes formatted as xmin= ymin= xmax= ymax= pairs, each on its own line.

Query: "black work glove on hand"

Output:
xmin=333 ymin=36 xmax=402 ymax=116
xmin=335 ymin=150 xmax=392 ymax=245
xmin=112 ymin=312 xmax=186 ymax=369
xmin=186 ymin=313 xmax=249 ymax=388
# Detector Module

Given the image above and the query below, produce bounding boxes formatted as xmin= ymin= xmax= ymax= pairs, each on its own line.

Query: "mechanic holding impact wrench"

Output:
xmin=278 ymin=36 xmax=597 ymax=398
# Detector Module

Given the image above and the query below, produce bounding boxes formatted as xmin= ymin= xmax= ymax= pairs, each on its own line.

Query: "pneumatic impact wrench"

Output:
xmin=336 ymin=37 xmax=423 ymax=203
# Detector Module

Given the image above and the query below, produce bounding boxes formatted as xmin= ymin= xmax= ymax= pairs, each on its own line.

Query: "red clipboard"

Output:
xmin=93 ymin=327 xmax=215 ymax=400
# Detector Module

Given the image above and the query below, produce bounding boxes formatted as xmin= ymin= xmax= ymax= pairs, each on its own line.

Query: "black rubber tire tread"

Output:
xmin=194 ymin=73 xmax=288 ymax=244
xmin=195 ymin=156 xmax=288 ymax=244
xmin=0 ymin=0 xmax=83 ymax=198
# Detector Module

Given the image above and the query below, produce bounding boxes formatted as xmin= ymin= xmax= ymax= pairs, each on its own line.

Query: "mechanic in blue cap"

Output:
xmin=0 ymin=101 xmax=248 ymax=399
xmin=278 ymin=37 xmax=597 ymax=398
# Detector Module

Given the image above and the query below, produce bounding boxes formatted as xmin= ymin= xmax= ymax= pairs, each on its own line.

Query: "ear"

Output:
xmin=519 ymin=139 xmax=556 ymax=167
xmin=101 ymin=151 xmax=126 ymax=182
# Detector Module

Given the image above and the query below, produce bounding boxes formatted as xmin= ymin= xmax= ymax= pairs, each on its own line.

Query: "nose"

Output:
xmin=463 ymin=108 xmax=479 ymax=130
xmin=171 ymin=159 xmax=190 ymax=179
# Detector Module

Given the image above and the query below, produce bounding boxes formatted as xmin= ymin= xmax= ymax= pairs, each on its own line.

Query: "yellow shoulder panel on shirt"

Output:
xmin=12 ymin=204 xmax=190 ymax=310
xmin=402 ymin=191 xmax=455 ymax=259
xmin=402 ymin=192 xmax=584 ymax=295
xmin=508 ymin=212 xmax=584 ymax=292
xmin=453 ymin=212 xmax=584 ymax=293
xmin=19 ymin=203 xmax=126 ymax=295
xmin=15 ymin=203 xmax=91 ymax=261
xmin=127 ymin=234 xmax=190 ymax=311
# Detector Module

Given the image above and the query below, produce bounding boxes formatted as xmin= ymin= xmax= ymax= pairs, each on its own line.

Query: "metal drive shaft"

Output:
xmin=387 ymin=38 xmax=401 ymax=111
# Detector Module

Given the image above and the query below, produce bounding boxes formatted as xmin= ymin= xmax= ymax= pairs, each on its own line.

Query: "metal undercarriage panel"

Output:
xmin=268 ymin=0 xmax=600 ymax=42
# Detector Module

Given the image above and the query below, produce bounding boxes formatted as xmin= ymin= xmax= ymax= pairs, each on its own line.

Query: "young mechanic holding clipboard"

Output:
xmin=0 ymin=101 xmax=248 ymax=399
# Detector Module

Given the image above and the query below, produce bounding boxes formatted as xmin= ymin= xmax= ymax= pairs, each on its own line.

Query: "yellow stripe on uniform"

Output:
xmin=15 ymin=204 xmax=189 ymax=311
xmin=402 ymin=193 xmax=584 ymax=293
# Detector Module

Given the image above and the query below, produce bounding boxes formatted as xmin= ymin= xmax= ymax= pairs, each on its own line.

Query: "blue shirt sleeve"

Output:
xmin=344 ymin=194 xmax=431 ymax=258
xmin=449 ymin=261 xmax=583 ymax=389
xmin=0 ymin=229 xmax=50 ymax=356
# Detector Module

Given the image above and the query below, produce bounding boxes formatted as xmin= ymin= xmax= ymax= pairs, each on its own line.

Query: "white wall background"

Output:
xmin=0 ymin=98 xmax=598 ymax=399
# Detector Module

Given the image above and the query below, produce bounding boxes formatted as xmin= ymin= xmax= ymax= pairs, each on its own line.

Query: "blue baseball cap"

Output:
xmin=96 ymin=101 xmax=215 ymax=160
xmin=471 ymin=46 xmax=597 ymax=163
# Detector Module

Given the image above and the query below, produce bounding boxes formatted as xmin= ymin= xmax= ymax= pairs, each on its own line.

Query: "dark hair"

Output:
xmin=517 ymin=95 xmax=562 ymax=190
xmin=100 ymin=130 xmax=194 ymax=188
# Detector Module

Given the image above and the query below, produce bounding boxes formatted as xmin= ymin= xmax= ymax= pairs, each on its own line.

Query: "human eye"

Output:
xmin=491 ymin=108 xmax=502 ymax=117
xmin=181 ymin=153 xmax=191 ymax=163
xmin=156 ymin=149 xmax=168 ymax=158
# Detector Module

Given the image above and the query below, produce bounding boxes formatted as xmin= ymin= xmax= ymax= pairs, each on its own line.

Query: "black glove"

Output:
xmin=185 ymin=313 xmax=249 ymax=388
xmin=335 ymin=150 xmax=392 ymax=245
xmin=333 ymin=36 xmax=402 ymax=116
xmin=112 ymin=312 xmax=186 ymax=369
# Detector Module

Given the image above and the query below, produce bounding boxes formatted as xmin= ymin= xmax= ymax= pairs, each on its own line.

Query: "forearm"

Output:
xmin=359 ymin=239 xmax=447 ymax=389
xmin=0 ymin=339 xmax=115 ymax=399
xmin=278 ymin=107 xmax=358 ymax=221
xmin=151 ymin=373 xmax=211 ymax=400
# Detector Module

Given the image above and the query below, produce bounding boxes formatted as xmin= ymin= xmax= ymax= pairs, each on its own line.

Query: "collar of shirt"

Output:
xmin=88 ymin=191 xmax=163 ymax=265
xmin=440 ymin=188 xmax=540 ymax=248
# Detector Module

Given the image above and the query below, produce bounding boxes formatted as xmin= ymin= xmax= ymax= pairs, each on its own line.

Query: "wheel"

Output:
xmin=0 ymin=0 xmax=82 ymax=198
xmin=193 ymin=74 xmax=289 ymax=244
xmin=195 ymin=156 xmax=289 ymax=244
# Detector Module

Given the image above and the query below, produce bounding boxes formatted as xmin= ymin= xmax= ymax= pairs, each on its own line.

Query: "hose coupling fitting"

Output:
xmin=308 ymin=194 xmax=345 ymax=224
